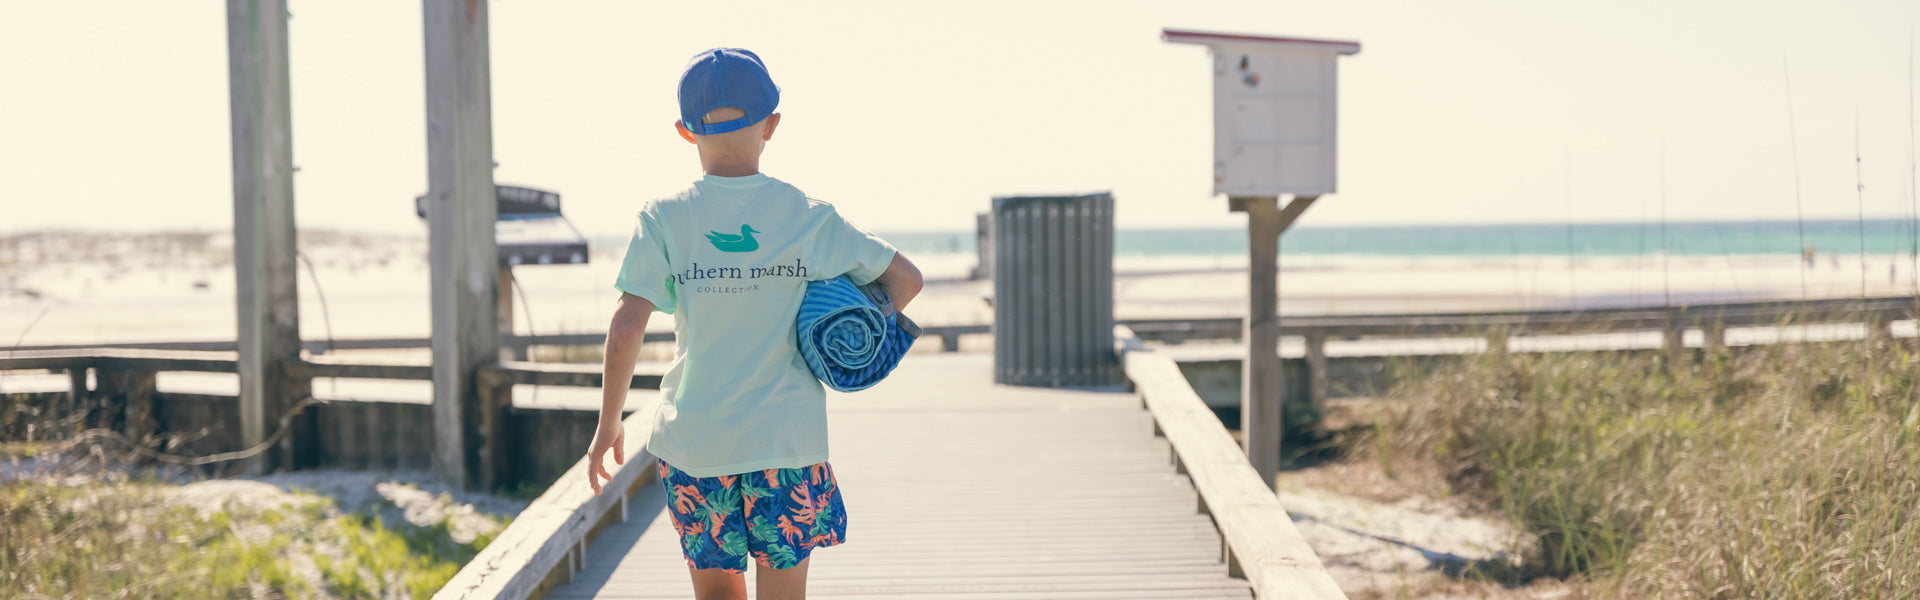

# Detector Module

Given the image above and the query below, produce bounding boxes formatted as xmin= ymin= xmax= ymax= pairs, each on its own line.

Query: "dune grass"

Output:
xmin=0 ymin=480 xmax=499 ymax=599
xmin=0 ymin=481 xmax=310 ymax=598
xmin=1363 ymin=336 xmax=1920 ymax=597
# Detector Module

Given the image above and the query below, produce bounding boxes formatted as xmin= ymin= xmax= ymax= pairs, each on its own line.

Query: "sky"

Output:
xmin=3 ymin=1 xmax=1919 ymax=237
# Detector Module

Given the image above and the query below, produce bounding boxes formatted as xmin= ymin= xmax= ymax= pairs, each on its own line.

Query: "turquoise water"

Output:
xmin=879 ymin=219 xmax=1920 ymax=258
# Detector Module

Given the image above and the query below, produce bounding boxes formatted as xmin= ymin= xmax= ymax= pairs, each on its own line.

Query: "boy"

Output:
xmin=585 ymin=48 xmax=923 ymax=600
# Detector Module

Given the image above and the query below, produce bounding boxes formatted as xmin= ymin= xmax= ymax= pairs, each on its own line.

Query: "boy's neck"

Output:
xmin=699 ymin=147 xmax=761 ymax=178
xmin=703 ymin=163 xmax=760 ymax=178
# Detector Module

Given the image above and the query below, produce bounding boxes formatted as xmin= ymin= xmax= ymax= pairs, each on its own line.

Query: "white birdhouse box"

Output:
xmin=1163 ymin=29 xmax=1359 ymax=198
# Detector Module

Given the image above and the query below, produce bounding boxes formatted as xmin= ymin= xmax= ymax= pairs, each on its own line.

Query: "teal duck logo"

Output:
xmin=705 ymin=224 xmax=760 ymax=252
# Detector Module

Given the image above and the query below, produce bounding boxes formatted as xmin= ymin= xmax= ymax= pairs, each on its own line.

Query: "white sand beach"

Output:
xmin=5 ymin=230 xmax=1916 ymax=348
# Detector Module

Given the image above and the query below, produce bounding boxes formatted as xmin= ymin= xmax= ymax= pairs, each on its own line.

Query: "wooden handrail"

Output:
xmin=434 ymin=408 xmax=656 ymax=600
xmin=5 ymin=324 xmax=992 ymax=356
xmin=6 ymin=297 xmax=1910 ymax=358
xmin=480 ymin=362 xmax=663 ymax=390
xmin=1123 ymin=295 xmax=1920 ymax=342
xmin=0 ymin=352 xmax=667 ymax=391
xmin=1114 ymin=324 xmax=1347 ymax=599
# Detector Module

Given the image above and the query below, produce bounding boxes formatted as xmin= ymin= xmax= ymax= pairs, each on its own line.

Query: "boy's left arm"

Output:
xmin=873 ymin=252 xmax=923 ymax=311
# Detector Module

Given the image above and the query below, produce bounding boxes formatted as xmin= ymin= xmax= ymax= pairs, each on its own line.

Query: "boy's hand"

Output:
xmin=586 ymin=424 xmax=625 ymax=495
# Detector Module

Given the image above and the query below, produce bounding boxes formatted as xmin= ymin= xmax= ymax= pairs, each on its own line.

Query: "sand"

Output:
xmin=7 ymin=230 xmax=1915 ymax=348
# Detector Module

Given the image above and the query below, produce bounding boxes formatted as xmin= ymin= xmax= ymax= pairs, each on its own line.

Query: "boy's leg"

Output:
xmin=743 ymin=463 xmax=842 ymax=600
xmin=753 ymin=557 xmax=811 ymax=600
xmin=661 ymin=462 xmax=753 ymax=598
xmin=688 ymin=567 xmax=748 ymax=600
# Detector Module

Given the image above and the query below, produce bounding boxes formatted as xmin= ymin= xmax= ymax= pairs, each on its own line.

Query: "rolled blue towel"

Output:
xmin=796 ymin=276 xmax=918 ymax=392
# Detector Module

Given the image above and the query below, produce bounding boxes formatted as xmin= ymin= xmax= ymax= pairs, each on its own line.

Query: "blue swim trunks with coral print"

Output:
xmin=658 ymin=460 xmax=848 ymax=572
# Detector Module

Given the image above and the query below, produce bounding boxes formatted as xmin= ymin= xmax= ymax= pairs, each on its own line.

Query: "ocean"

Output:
xmin=876 ymin=219 xmax=1920 ymax=259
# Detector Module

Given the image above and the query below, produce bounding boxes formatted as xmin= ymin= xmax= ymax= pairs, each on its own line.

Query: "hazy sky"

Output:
xmin=3 ymin=1 xmax=1918 ymax=236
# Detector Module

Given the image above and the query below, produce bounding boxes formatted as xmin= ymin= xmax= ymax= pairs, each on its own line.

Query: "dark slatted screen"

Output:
xmin=991 ymin=193 xmax=1121 ymax=387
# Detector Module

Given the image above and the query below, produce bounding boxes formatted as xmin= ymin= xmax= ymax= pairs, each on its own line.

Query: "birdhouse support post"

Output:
xmin=1233 ymin=195 xmax=1316 ymax=488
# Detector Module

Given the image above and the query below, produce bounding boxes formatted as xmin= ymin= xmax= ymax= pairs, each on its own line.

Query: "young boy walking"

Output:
xmin=585 ymin=48 xmax=923 ymax=600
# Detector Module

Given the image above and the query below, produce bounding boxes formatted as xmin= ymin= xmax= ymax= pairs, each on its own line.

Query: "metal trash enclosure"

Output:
xmin=991 ymin=193 xmax=1120 ymax=387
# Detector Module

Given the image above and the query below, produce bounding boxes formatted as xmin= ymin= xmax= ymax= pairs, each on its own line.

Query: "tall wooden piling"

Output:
xmin=227 ymin=0 xmax=314 ymax=473
xmin=424 ymin=0 xmax=505 ymax=491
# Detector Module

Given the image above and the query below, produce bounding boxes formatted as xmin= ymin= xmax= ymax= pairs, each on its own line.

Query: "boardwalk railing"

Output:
xmin=434 ymin=412 xmax=657 ymax=600
xmin=1125 ymin=296 xmax=1919 ymax=343
xmin=1114 ymin=324 xmax=1347 ymax=600
xmin=1126 ymin=295 xmax=1920 ymax=408
xmin=0 ymin=349 xmax=663 ymax=487
xmin=0 ymin=348 xmax=668 ymax=600
xmin=8 ymin=324 xmax=993 ymax=357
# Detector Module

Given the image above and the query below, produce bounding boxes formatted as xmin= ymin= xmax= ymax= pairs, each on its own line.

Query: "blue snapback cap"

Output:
xmin=678 ymin=48 xmax=780 ymax=136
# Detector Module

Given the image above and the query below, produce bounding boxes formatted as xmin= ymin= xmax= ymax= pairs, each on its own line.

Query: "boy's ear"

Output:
xmin=675 ymin=120 xmax=698 ymax=144
xmin=760 ymin=113 xmax=781 ymax=142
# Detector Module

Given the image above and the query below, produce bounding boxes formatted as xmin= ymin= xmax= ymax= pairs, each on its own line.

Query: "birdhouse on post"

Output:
xmin=1163 ymin=29 xmax=1358 ymax=489
xmin=1162 ymin=29 xmax=1359 ymax=198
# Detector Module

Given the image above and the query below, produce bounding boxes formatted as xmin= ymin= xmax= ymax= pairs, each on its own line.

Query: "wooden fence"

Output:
xmin=0 ymin=349 xmax=662 ymax=489
xmin=1126 ymin=295 xmax=1920 ymax=409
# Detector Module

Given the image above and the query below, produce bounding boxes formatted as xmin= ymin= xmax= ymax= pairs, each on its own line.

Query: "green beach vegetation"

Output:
xmin=0 ymin=479 xmax=503 ymax=599
xmin=1360 ymin=335 xmax=1919 ymax=597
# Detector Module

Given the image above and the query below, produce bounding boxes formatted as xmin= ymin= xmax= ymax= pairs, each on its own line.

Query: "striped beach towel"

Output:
xmin=796 ymin=276 xmax=918 ymax=392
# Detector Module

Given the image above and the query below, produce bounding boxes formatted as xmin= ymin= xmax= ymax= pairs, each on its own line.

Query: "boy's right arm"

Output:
xmin=587 ymin=292 xmax=653 ymax=495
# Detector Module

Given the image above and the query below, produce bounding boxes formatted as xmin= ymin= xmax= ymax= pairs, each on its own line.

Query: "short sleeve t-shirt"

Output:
xmin=614 ymin=173 xmax=897 ymax=478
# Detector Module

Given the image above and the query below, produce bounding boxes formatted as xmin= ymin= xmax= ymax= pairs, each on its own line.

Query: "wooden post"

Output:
xmin=477 ymin=370 xmax=517 ymax=489
xmin=500 ymin=267 xmax=527 ymax=361
xmin=1231 ymin=195 xmax=1315 ymax=487
xmin=1236 ymin=197 xmax=1282 ymax=487
xmin=1865 ymin=314 xmax=1894 ymax=343
xmin=66 ymin=367 xmax=87 ymax=415
xmin=972 ymin=212 xmax=994 ymax=281
xmin=96 ymin=369 xmax=157 ymax=445
xmin=1703 ymin=322 xmax=1728 ymax=355
xmin=1485 ymin=332 xmax=1508 ymax=356
xmin=1662 ymin=322 xmax=1686 ymax=368
xmin=227 ymin=0 xmax=314 ymax=473
xmin=425 ymin=0 xmax=504 ymax=491
xmin=1303 ymin=332 xmax=1329 ymax=413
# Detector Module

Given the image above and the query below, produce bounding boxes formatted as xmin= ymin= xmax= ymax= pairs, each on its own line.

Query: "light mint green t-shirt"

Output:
xmin=614 ymin=173 xmax=897 ymax=478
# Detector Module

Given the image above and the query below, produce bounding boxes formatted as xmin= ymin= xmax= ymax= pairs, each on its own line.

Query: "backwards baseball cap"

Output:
xmin=677 ymin=48 xmax=780 ymax=136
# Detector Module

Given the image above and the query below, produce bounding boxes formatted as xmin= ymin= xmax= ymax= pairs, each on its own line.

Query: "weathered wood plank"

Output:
xmin=537 ymin=353 xmax=1249 ymax=600
xmin=1119 ymin=296 xmax=1920 ymax=342
xmin=296 ymin=361 xmax=434 ymax=381
xmin=1116 ymin=325 xmax=1347 ymax=600
xmin=433 ymin=405 xmax=657 ymax=600
xmin=481 ymin=362 xmax=664 ymax=390
xmin=0 ymin=350 xmax=235 ymax=374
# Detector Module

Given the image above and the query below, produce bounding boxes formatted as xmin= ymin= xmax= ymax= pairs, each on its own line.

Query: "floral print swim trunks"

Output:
xmin=657 ymin=461 xmax=848 ymax=572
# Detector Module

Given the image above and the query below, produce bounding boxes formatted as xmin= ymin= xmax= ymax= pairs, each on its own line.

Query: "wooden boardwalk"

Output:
xmin=546 ymin=353 xmax=1252 ymax=599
